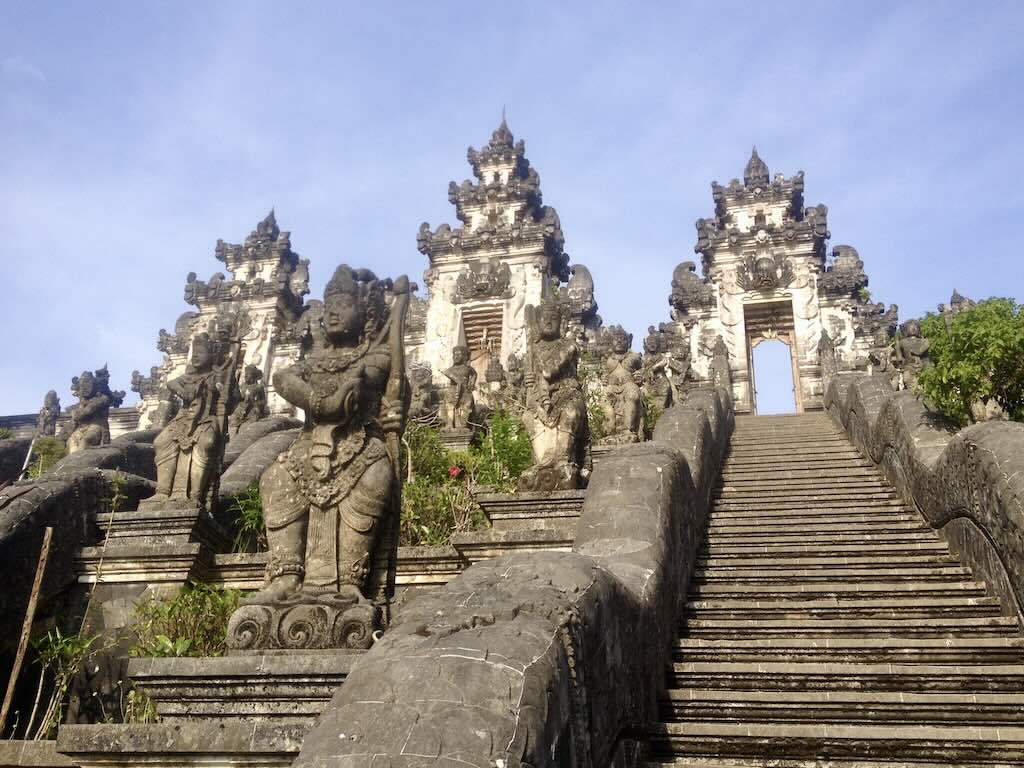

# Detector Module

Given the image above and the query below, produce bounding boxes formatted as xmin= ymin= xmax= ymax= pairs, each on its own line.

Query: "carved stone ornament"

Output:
xmin=226 ymin=265 xmax=411 ymax=651
xmin=35 ymin=391 xmax=61 ymax=438
xmin=60 ymin=365 xmax=125 ymax=454
xmin=150 ymin=316 xmax=245 ymax=509
xmin=744 ymin=146 xmax=770 ymax=189
xmin=517 ymin=297 xmax=591 ymax=492
xmin=819 ymin=244 xmax=868 ymax=297
xmin=228 ymin=364 xmax=268 ymax=436
xmin=669 ymin=261 xmax=715 ymax=319
xmin=452 ymin=256 xmax=513 ymax=303
xmin=598 ymin=326 xmax=644 ymax=445
xmin=735 ymin=251 xmax=795 ymax=292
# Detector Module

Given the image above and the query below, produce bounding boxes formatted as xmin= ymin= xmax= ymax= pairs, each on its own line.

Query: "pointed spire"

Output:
xmin=455 ymin=315 xmax=468 ymax=351
xmin=490 ymin=109 xmax=514 ymax=148
xmin=744 ymin=145 xmax=770 ymax=188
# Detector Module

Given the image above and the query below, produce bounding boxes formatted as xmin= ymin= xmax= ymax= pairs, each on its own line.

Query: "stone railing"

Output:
xmin=825 ymin=373 xmax=1024 ymax=620
xmin=292 ymin=383 xmax=734 ymax=768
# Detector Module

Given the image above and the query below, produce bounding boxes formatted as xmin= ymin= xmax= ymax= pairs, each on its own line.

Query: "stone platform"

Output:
xmin=438 ymin=428 xmax=474 ymax=452
xmin=129 ymin=650 xmax=362 ymax=723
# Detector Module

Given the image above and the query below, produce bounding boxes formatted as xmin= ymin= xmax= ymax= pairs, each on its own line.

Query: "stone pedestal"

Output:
xmin=439 ymin=428 xmax=474 ymax=452
xmin=102 ymin=498 xmax=230 ymax=551
xmin=129 ymin=651 xmax=362 ymax=724
xmin=226 ymin=593 xmax=378 ymax=652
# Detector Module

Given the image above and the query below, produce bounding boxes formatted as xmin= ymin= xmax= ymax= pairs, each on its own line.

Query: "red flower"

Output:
xmin=448 ymin=465 xmax=462 ymax=478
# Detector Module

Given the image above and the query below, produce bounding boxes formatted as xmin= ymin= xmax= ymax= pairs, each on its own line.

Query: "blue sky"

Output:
xmin=2 ymin=2 xmax=1022 ymax=415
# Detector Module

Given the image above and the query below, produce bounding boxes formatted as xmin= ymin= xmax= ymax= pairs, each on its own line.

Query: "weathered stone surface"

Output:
xmin=826 ymin=373 xmax=1024 ymax=619
xmin=218 ymin=426 xmax=300 ymax=501
xmin=292 ymin=383 xmax=733 ymax=768
xmin=0 ymin=437 xmax=31 ymax=485
xmin=0 ymin=740 xmax=75 ymax=766
xmin=129 ymin=651 xmax=361 ymax=723
xmin=50 ymin=439 xmax=156 ymax=481
xmin=221 ymin=416 xmax=301 ymax=471
xmin=0 ymin=470 xmax=153 ymax=654
xmin=57 ymin=721 xmax=304 ymax=767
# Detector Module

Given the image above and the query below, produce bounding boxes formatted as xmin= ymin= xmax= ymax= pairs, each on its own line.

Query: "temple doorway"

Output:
xmin=744 ymin=300 xmax=803 ymax=414
xmin=750 ymin=340 xmax=797 ymax=414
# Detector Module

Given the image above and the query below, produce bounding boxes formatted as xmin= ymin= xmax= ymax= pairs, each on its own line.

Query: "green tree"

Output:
xmin=917 ymin=298 xmax=1024 ymax=425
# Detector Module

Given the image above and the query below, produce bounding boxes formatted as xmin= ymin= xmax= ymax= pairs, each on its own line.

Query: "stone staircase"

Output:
xmin=646 ymin=413 xmax=1024 ymax=766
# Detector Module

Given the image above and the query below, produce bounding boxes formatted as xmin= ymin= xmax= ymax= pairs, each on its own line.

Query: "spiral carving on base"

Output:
xmin=225 ymin=596 xmax=380 ymax=651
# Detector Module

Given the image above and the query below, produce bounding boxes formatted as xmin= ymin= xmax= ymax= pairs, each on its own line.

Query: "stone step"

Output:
xmin=701 ymin=541 xmax=950 ymax=558
xmin=694 ymin=565 xmax=974 ymax=584
xmin=708 ymin=509 xmax=916 ymax=525
xmin=698 ymin=553 xmax=960 ymax=569
xmin=721 ymin=459 xmax=872 ymax=472
xmin=705 ymin=521 xmax=931 ymax=539
xmin=670 ymin=660 xmax=1024 ymax=692
xmin=707 ymin=503 xmax=912 ymax=520
xmin=724 ymin=450 xmax=864 ymax=463
xmin=682 ymin=615 xmax=1022 ymax=638
xmin=713 ymin=491 xmax=899 ymax=505
xmin=659 ymin=688 xmax=1024 ymax=726
xmin=716 ymin=477 xmax=891 ymax=491
xmin=645 ymin=721 xmax=1024 ymax=764
xmin=711 ymin=499 xmax=906 ymax=513
xmin=686 ymin=595 xmax=1004 ymax=619
xmin=691 ymin=580 xmax=989 ymax=600
xmin=673 ymin=636 xmax=1024 ymax=665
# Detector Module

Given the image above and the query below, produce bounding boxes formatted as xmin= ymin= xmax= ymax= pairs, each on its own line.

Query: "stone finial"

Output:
xmin=744 ymin=146 xmax=770 ymax=188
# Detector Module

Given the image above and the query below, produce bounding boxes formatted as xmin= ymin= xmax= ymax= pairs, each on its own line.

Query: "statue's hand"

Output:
xmin=380 ymin=399 xmax=404 ymax=432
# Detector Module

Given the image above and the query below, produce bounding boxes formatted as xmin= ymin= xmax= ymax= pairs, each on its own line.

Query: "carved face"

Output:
xmin=611 ymin=331 xmax=630 ymax=354
xmin=323 ymin=293 xmax=364 ymax=344
xmin=538 ymin=307 xmax=561 ymax=340
xmin=452 ymin=345 xmax=469 ymax=365
xmin=77 ymin=372 xmax=96 ymax=399
xmin=243 ymin=365 xmax=259 ymax=384
xmin=903 ymin=320 xmax=920 ymax=338
xmin=754 ymin=256 xmax=777 ymax=288
xmin=191 ymin=341 xmax=213 ymax=372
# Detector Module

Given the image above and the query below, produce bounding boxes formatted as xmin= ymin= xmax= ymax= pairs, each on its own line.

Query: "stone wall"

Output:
xmin=292 ymin=383 xmax=733 ymax=768
xmin=824 ymin=373 xmax=1024 ymax=620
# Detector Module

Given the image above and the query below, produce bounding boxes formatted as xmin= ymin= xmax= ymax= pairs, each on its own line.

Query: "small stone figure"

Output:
xmin=817 ymin=329 xmax=840 ymax=383
xmin=599 ymin=325 xmax=644 ymax=444
xmin=227 ymin=266 xmax=409 ymax=651
xmin=229 ymin=364 xmax=268 ymax=435
xmin=868 ymin=345 xmax=900 ymax=390
xmin=407 ymin=364 xmax=440 ymax=422
xmin=641 ymin=330 xmax=673 ymax=413
xmin=895 ymin=319 xmax=931 ymax=391
xmin=708 ymin=336 xmax=732 ymax=391
xmin=61 ymin=366 xmax=125 ymax=454
xmin=440 ymin=341 xmax=476 ymax=431
xmin=152 ymin=327 xmax=242 ymax=508
xmin=35 ymin=390 xmax=61 ymax=438
xmin=518 ymin=298 xmax=590 ymax=491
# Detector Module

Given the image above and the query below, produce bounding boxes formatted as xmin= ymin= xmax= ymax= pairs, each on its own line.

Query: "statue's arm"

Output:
xmin=273 ymin=366 xmax=312 ymax=412
xmin=77 ymin=394 xmax=110 ymax=418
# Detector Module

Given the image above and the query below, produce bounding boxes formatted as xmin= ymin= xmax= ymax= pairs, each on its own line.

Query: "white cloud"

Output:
xmin=2 ymin=56 xmax=45 ymax=83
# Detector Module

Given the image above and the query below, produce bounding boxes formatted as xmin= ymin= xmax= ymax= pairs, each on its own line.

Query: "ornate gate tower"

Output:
xmin=413 ymin=119 xmax=571 ymax=382
xmin=667 ymin=149 xmax=896 ymax=413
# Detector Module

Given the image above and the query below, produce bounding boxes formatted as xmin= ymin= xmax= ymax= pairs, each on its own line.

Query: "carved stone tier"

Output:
xmin=102 ymin=499 xmax=230 ymax=551
xmin=449 ymin=526 xmax=573 ymax=564
xmin=474 ymin=489 xmax=584 ymax=526
xmin=128 ymin=651 xmax=361 ymax=724
xmin=226 ymin=593 xmax=378 ymax=652
xmin=57 ymin=722 xmax=302 ymax=768
xmin=439 ymin=428 xmax=474 ymax=452
xmin=76 ymin=542 xmax=203 ymax=585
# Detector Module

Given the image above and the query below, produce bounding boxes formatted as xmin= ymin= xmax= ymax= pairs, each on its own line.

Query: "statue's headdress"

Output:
xmin=324 ymin=264 xmax=389 ymax=336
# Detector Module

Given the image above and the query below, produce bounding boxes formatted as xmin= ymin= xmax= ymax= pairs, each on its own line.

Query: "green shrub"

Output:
xmin=642 ymin=393 xmax=664 ymax=439
xmin=130 ymin=582 xmax=241 ymax=658
xmin=228 ymin=485 xmax=266 ymax=553
xmin=0 ymin=426 xmax=12 ymax=440
xmin=917 ymin=298 xmax=1024 ymax=425
xmin=28 ymin=628 xmax=98 ymax=739
xmin=471 ymin=410 xmax=533 ymax=492
xmin=26 ymin=437 xmax=67 ymax=478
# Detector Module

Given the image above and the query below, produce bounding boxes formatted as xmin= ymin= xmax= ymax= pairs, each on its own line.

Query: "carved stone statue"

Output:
xmin=61 ymin=366 xmax=125 ymax=454
xmin=229 ymin=364 xmax=268 ymax=435
xmin=708 ymin=336 xmax=732 ymax=390
xmin=817 ymin=329 xmax=840 ymax=382
xmin=518 ymin=298 xmax=590 ymax=491
xmin=599 ymin=326 xmax=644 ymax=444
xmin=151 ymin=327 xmax=241 ymax=508
xmin=669 ymin=261 xmax=714 ymax=321
xmin=642 ymin=328 xmax=673 ymax=413
xmin=869 ymin=345 xmax=900 ymax=390
xmin=895 ymin=319 xmax=931 ymax=391
xmin=35 ymin=391 xmax=61 ymax=438
xmin=407 ymin=364 xmax=439 ymax=422
xmin=440 ymin=343 xmax=476 ymax=431
xmin=227 ymin=266 xmax=409 ymax=651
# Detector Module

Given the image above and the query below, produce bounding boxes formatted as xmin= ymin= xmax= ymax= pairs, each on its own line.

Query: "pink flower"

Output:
xmin=449 ymin=465 xmax=462 ymax=478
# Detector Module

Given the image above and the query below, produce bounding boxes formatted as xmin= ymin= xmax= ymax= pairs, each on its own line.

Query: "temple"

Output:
xmin=667 ymin=147 xmax=895 ymax=412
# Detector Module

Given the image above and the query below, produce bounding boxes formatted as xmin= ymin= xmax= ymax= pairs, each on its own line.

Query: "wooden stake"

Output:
xmin=0 ymin=526 xmax=53 ymax=736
